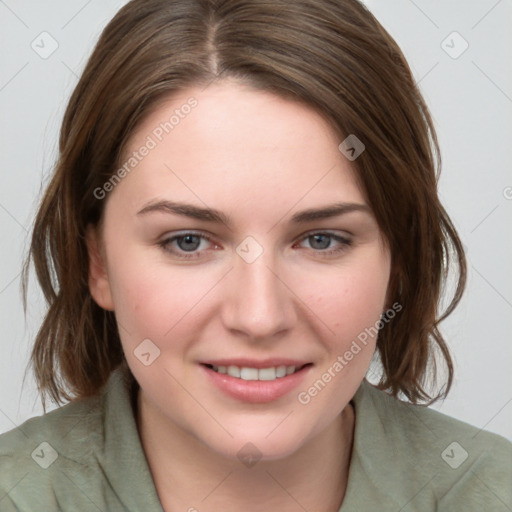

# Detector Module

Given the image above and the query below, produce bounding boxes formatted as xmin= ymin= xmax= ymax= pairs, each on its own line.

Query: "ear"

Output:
xmin=85 ymin=224 xmax=115 ymax=311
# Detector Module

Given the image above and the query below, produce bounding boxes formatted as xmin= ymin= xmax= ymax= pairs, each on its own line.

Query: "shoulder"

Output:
xmin=348 ymin=380 xmax=512 ymax=510
xmin=0 ymin=388 xmax=105 ymax=510
xmin=0 ymin=367 xmax=161 ymax=512
xmin=0 ymin=389 xmax=104 ymax=461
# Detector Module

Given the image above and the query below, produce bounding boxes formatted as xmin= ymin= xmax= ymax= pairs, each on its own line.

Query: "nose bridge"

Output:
xmin=222 ymin=242 xmax=295 ymax=338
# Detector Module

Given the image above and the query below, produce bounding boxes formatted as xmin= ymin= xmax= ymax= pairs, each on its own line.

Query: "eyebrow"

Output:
xmin=136 ymin=200 xmax=371 ymax=225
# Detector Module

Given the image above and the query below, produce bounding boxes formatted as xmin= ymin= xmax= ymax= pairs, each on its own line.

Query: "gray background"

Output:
xmin=1 ymin=0 xmax=511 ymax=441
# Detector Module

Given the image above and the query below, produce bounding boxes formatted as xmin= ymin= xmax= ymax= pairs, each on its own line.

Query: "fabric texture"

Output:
xmin=1 ymin=367 xmax=511 ymax=511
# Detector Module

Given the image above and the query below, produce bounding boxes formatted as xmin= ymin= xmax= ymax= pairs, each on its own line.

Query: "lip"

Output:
xmin=200 ymin=361 xmax=313 ymax=403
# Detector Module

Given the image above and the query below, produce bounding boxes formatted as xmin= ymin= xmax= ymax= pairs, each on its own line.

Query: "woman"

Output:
xmin=1 ymin=0 xmax=510 ymax=510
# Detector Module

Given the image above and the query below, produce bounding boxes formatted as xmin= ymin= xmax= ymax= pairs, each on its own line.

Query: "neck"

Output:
xmin=136 ymin=392 xmax=354 ymax=512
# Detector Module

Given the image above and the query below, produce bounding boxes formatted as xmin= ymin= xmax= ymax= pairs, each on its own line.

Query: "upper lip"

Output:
xmin=201 ymin=358 xmax=312 ymax=369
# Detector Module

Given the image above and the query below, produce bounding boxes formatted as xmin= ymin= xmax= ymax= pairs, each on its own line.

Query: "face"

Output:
xmin=88 ymin=79 xmax=391 ymax=461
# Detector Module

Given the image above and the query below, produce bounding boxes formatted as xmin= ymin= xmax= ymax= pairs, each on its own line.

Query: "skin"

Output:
xmin=87 ymin=79 xmax=391 ymax=511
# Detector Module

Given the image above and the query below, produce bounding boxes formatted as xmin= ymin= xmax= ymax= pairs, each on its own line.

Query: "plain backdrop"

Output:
xmin=1 ymin=0 xmax=511 ymax=441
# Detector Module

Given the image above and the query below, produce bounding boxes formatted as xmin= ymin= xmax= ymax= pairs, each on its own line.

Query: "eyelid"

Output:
xmin=159 ymin=229 xmax=213 ymax=241
xmin=158 ymin=230 xmax=218 ymax=260
xmin=297 ymin=228 xmax=352 ymax=241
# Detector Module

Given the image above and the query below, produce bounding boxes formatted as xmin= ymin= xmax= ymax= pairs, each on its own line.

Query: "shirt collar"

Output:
xmin=101 ymin=365 xmax=164 ymax=511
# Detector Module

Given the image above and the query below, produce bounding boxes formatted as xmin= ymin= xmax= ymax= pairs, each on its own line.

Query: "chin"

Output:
xmin=199 ymin=421 xmax=314 ymax=464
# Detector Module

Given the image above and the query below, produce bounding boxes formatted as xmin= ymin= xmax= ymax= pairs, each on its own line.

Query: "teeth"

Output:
xmin=258 ymin=367 xmax=276 ymax=381
xmin=240 ymin=367 xmax=259 ymax=380
xmin=276 ymin=365 xmax=287 ymax=378
xmin=227 ymin=365 xmax=241 ymax=378
xmin=212 ymin=364 xmax=298 ymax=381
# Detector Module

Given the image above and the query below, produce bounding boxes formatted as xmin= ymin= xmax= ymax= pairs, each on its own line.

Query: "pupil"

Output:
xmin=310 ymin=234 xmax=330 ymax=250
xmin=178 ymin=235 xmax=200 ymax=252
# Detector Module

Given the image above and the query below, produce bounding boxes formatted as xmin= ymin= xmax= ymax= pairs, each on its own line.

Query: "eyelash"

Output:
xmin=157 ymin=230 xmax=352 ymax=260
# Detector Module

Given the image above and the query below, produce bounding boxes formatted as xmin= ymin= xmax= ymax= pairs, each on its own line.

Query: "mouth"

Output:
xmin=202 ymin=363 xmax=312 ymax=381
xmin=200 ymin=360 xmax=313 ymax=403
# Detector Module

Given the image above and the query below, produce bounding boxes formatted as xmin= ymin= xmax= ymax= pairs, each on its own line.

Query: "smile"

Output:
xmin=201 ymin=361 xmax=313 ymax=403
xmin=205 ymin=364 xmax=307 ymax=381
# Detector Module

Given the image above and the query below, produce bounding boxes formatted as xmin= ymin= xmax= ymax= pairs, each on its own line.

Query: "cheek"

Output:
xmin=106 ymin=247 xmax=218 ymax=341
xmin=301 ymin=253 xmax=390 ymax=344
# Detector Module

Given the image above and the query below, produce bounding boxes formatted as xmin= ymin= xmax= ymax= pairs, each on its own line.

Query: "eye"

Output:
xmin=158 ymin=230 xmax=352 ymax=260
xmin=296 ymin=232 xmax=352 ymax=256
xmin=158 ymin=231 xmax=216 ymax=259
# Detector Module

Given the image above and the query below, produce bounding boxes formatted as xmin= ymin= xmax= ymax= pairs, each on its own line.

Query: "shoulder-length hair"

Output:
xmin=23 ymin=0 xmax=466 ymax=409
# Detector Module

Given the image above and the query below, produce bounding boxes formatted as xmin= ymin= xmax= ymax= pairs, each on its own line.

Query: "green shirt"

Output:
xmin=1 ymin=367 xmax=511 ymax=511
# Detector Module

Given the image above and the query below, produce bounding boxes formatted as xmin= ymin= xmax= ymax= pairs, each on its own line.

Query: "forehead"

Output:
xmin=110 ymin=80 xmax=366 ymax=218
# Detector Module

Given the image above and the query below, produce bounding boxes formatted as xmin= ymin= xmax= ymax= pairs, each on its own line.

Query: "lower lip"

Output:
xmin=201 ymin=364 xmax=312 ymax=403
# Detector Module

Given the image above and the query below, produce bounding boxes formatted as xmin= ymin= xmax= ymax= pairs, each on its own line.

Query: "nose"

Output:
xmin=220 ymin=248 xmax=297 ymax=341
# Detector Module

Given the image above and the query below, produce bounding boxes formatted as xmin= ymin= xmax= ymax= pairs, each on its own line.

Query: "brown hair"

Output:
xmin=23 ymin=0 xmax=466 ymax=410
